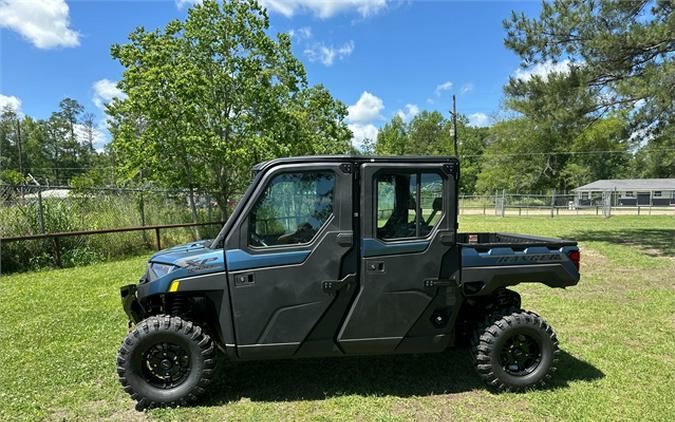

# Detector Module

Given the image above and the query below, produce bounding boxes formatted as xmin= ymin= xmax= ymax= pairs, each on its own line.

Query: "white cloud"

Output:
xmin=396 ymin=104 xmax=419 ymax=122
xmin=0 ymin=93 xmax=21 ymax=113
xmin=175 ymin=0 xmax=201 ymax=9
xmin=514 ymin=59 xmax=576 ymax=82
xmin=347 ymin=91 xmax=384 ymax=124
xmin=468 ymin=112 xmax=489 ymax=127
xmin=289 ymin=26 xmax=312 ymax=40
xmin=348 ymin=123 xmax=378 ymax=150
xmin=435 ymin=80 xmax=453 ymax=96
xmin=460 ymin=83 xmax=474 ymax=95
xmin=260 ymin=0 xmax=387 ymax=19
xmin=346 ymin=91 xmax=384 ymax=150
xmin=304 ymin=41 xmax=354 ymax=66
xmin=0 ymin=0 xmax=79 ymax=49
xmin=92 ymin=79 xmax=125 ymax=110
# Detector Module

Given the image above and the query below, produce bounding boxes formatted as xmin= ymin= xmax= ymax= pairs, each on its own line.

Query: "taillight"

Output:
xmin=567 ymin=250 xmax=580 ymax=271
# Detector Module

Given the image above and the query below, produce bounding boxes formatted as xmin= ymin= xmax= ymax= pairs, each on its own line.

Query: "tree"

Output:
xmin=504 ymin=0 xmax=674 ymax=177
xmin=408 ymin=111 xmax=452 ymax=155
xmin=109 ymin=0 xmax=351 ymax=219
xmin=375 ymin=115 xmax=408 ymax=155
xmin=457 ymin=120 xmax=490 ymax=195
xmin=373 ymin=112 xmax=489 ymax=194
xmin=0 ymin=107 xmax=25 ymax=176
xmin=477 ymin=118 xmax=549 ymax=193
xmin=58 ymin=98 xmax=84 ymax=142
xmin=476 ymin=114 xmax=631 ymax=194
xmin=81 ymin=112 xmax=97 ymax=152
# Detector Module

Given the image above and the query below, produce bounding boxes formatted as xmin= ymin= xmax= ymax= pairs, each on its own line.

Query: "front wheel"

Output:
xmin=472 ymin=309 xmax=559 ymax=392
xmin=117 ymin=315 xmax=216 ymax=409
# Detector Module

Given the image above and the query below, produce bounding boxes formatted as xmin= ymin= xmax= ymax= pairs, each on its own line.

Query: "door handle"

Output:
xmin=337 ymin=232 xmax=353 ymax=247
xmin=235 ymin=273 xmax=255 ymax=286
xmin=367 ymin=261 xmax=385 ymax=273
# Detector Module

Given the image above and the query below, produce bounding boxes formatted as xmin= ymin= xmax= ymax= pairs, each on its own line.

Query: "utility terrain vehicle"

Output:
xmin=117 ymin=156 xmax=581 ymax=409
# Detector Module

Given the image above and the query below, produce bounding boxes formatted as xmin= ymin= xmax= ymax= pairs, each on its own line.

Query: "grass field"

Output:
xmin=1 ymin=216 xmax=674 ymax=421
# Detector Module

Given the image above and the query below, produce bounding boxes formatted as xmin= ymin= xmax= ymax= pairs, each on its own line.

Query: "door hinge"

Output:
xmin=322 ymin=274 xmax=355 ymax=294
xmin=439 ymin=232 xmax=456 ymax=245
xmin=442 ymin=161 xmax=459 ymax=179
xmin=340 ymin=163 xmax=354 ymax=174
xmin=424 ymin=278 xmax=453 ymax=288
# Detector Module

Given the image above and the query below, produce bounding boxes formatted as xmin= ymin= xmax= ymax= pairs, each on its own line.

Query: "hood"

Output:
xmin=149 ymin=240 xmax=224 ymax=273
xmin=150 ymin=239 xmax=211 ymax=263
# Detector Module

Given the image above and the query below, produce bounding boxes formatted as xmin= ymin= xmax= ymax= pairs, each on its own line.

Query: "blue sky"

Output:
xmin=0 ymin=0 xmax=546 ymax=149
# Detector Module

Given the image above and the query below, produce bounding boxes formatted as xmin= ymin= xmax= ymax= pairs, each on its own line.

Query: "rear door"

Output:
xmin=338 ymin=161 xmax=460 ymax=354
xmin=224 ymin=162 xmax=356 ymax=359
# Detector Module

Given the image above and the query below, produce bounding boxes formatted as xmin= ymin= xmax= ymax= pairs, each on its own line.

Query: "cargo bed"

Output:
xmin=458 ymin=232 xmax=580 ymax=295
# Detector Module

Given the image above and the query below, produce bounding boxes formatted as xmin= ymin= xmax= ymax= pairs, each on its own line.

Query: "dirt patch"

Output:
xmin=45 ymin=408 xmax=73 ymax=422
xmin=391 ymin=390 xmax=530 ymax=421
xmin=103 ymin=408 xmax=150 ymax=422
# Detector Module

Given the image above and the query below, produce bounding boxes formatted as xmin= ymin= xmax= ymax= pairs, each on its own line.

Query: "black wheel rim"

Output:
xmin=141 ymin=342 xmax=191 ymax=389
xmin=499 ymin=333 xmax=542 ymax=376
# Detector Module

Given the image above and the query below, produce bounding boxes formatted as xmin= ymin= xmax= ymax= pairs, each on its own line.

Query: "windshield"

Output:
xmin=210 ymin=170 xmax=261 ymax=249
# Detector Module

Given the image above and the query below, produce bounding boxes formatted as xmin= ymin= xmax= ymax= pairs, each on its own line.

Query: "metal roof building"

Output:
xmin=573 ymin=178 xmax=675 ymax=206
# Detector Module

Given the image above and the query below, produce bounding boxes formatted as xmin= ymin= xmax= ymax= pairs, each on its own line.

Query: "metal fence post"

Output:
xmin=37 ymin=188 xmax=46 ymax=234
xmin=155 ymin=227 xmax=161 ymax=250
xmin=53 ymin=237 xmax=62 ymax=268
xmin=139 ymin=191 xmax=148 ymax=244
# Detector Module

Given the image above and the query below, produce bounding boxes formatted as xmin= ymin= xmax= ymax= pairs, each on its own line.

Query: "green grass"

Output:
xmin=1 ymin=215 xmax=673 ymax=421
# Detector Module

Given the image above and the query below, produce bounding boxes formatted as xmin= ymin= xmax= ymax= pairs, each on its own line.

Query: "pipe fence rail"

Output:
xmin=0 ymin=184 xmax=232 ymax=274
xmin=0 ymin=221 xmax=224 ymax=272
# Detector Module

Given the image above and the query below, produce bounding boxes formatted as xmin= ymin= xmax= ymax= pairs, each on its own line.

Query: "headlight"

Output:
xmin=146 ymin=263 xmax=176 ymax=282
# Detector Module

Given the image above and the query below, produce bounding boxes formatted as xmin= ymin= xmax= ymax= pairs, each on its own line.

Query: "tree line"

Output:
xmin=1 ymin=0 xmax=672 ymax=212
xmin=0 ymin=99 xmax=114 ymax=187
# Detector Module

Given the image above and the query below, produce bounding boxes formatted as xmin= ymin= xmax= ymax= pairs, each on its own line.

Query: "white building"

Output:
xmin=573 ymin=179 xmax=675 ymax=206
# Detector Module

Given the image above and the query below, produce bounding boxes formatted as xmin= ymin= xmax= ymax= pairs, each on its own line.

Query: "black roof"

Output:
xmin=252 ymin=155 xmax=459 ymax=173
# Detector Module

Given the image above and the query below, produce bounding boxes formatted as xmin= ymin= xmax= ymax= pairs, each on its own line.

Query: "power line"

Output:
xmin=461 ymin=148 xmax=675 ymax=158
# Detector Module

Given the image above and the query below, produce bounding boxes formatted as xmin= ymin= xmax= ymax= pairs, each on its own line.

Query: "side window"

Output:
xmin=376 ymin=172 xmax=443 ymax=240
xmin=248 ymin=171 xmax=335 ymax=247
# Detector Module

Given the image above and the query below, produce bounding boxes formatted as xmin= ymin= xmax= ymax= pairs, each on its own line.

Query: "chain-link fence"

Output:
xmin=2 ymin=184 xmax=673 ymax=274
xmin=459 ymin=192 xmax=675 ymax=217
xmin=0 ymin=184 xmax=231 ymax=273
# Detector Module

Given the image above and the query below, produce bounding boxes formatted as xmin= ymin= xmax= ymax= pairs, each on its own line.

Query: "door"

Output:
xmin=338 ymin=162 xmax=460 ymax=354
xmin=224 ymin=162 xmax=355 ymax=359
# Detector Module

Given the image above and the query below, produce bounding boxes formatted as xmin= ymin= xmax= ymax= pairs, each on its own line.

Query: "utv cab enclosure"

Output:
xmin=117 ymin=156 xmax=581 ymax=409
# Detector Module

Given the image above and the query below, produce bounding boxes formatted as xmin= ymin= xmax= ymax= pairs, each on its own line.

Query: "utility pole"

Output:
xmin=449 ymin=94 xmax=458 ymax=157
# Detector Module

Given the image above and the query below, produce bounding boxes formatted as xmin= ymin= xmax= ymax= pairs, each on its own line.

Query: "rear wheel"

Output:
xmin=472 ymin=309 xmax=559 ymax=391
xmin=117 ymin=315 xmax=216 ymax=409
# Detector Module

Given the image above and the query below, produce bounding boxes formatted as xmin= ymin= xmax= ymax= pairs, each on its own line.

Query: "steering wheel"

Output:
xmin=251 ymin=232 xmax=268 ymax=247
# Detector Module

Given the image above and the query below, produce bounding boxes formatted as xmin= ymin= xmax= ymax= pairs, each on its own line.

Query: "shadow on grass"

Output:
xmin=201 ymin=348 xmax=603 ymax=405
xmin=573 ymin=228 xmax=675 ymax=257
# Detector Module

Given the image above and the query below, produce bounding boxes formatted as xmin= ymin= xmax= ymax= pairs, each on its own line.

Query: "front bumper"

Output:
xmin=120 ymin=284 xmax=144 ymax=324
